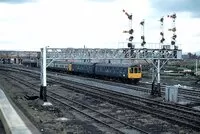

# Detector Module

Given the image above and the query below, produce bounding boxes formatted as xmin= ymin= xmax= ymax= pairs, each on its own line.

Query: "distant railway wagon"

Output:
xmin=71 ymin=62 xmax=95 ymax=75
xmin=47 ymin=61 xmax=142 ymax=84
xmin=22 ymin=59 xmax=37 ymax=67
xmin=48 ymin=60 xmax=69 ymax=72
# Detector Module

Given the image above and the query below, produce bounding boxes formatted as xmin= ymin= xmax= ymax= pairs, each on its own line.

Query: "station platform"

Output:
xmin=0 ymin=88 xmax=40 ymax=134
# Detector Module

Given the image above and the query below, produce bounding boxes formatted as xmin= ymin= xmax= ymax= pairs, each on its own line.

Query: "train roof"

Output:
xmin=95 ymin=63 xmax=138 ymax=68
xmin=71 ymin=62 xmax=95 ymax=65
xmin=53 ymin=61 xmax=139 ymax=67
xmin=53 ymin=60 xmax=68 ymax=63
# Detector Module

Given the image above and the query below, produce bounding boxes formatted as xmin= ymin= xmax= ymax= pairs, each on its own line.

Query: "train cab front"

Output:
xmin=128 ymin=66 xmax=142 ymax=84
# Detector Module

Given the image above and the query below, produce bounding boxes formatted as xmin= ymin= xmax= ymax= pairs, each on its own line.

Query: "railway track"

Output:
xmin=50 ymin=71 xmax=200 ymax=102
xmin=48 ymin=77 xmax=200 ymax=130
xmin=1 ymin=66 xmax=200 ymax=131
xmin=1 ymin=65 xmax=200 ymax=102
xmin=1 ymin=72 xmax=148 ymax=134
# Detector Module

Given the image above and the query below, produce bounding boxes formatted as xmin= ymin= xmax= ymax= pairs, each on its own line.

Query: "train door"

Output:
xmin=68 ymin=64 xmax=72 ymax=72
xmin=128 ymin=67 xmax=134 ymax=79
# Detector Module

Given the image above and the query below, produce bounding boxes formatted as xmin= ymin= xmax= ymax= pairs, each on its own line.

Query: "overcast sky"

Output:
xmin=0 ymin=0 xmax=199 ymax=53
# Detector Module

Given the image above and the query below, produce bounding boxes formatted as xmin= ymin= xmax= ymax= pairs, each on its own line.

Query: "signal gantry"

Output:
xmin=39 ymin=12 xmax=182 ymax=101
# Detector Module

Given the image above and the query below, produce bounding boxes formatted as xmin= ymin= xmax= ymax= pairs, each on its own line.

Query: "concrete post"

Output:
xmin=40 ymin=47 xmax=47 ymax=102
xmin=157 ymin=59 xmax=161 ymax=96
xmin=40 ymin=48 xmax=43 ymax=100
xmin=196 ymin=59 xmax=198 ymax=76
xmin=42 ymin=47 xmax=47 ymax=102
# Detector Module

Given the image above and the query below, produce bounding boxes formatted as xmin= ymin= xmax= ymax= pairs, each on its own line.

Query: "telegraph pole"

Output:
xmin=196 ymin=58 xmax=198 ymax=75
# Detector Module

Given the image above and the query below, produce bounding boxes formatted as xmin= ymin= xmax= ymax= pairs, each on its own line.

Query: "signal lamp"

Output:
xmin=172 ymin=34 xmax=177 ymax=40
xmin=160 ymin=17 xmax=164 ymax=23
xmin=140 ymin=21 xmax=144 ymax=26
xmin=171 ymin=41 xmax=175 ymax=45
xmin=160 ymin=38 xmax=165 ymax=43
xmin=129 ymin=29 xmax=134 ymax=34
xmin=128 ymin=43 xmax=132 ymax=48
xmin=169 ymin=28 xmax=176 ymax=32
xmin=122 ymin=9 xmax=132 ymax=20
xmin=128 ymin=15 xmax=132 ymax=20
xmin=168 ymin=14 xmax=176 ymax=19
xmin=141 ymin=36 xmax=145 ymax=40
xmin=129 ymin=36 xmax=134 ymax=41
xmin=172 ymin=27 xmax=176 ymax=32
xmin=141 ymin=41 xmax=146 ymax=47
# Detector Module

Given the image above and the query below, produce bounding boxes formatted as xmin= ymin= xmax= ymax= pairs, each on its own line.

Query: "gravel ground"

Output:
xmin=0 ymin=71 xmax=106 ymax=134
xmin=0 ymin=69 xmax=199 ymax=134
xmin=142 ymin=73 xmax=199 ymax=89
xmin=0 ymin=120 xmax=6 ymax=134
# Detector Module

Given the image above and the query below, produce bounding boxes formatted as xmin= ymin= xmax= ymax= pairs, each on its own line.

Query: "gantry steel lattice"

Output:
xmin=45 ymin=45 xmax=182 ymax=63
xmin=0 ymin=51 xmax=39 ymax=59
xmin=40 ymin=42 xmax=182 ymax=100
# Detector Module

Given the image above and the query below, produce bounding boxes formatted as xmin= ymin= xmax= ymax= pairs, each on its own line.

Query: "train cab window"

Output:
xmin=129 ymin=68 xmax=134 ymax=73
xmin=138 ymin=67 xmax=141 ymax=73
xmin=134 ymin=67 xmax=138 ymax=73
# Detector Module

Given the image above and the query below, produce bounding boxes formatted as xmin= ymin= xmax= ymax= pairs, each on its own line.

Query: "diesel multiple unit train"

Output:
xmin=47 ymin=61 xmax=142 ymax=83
